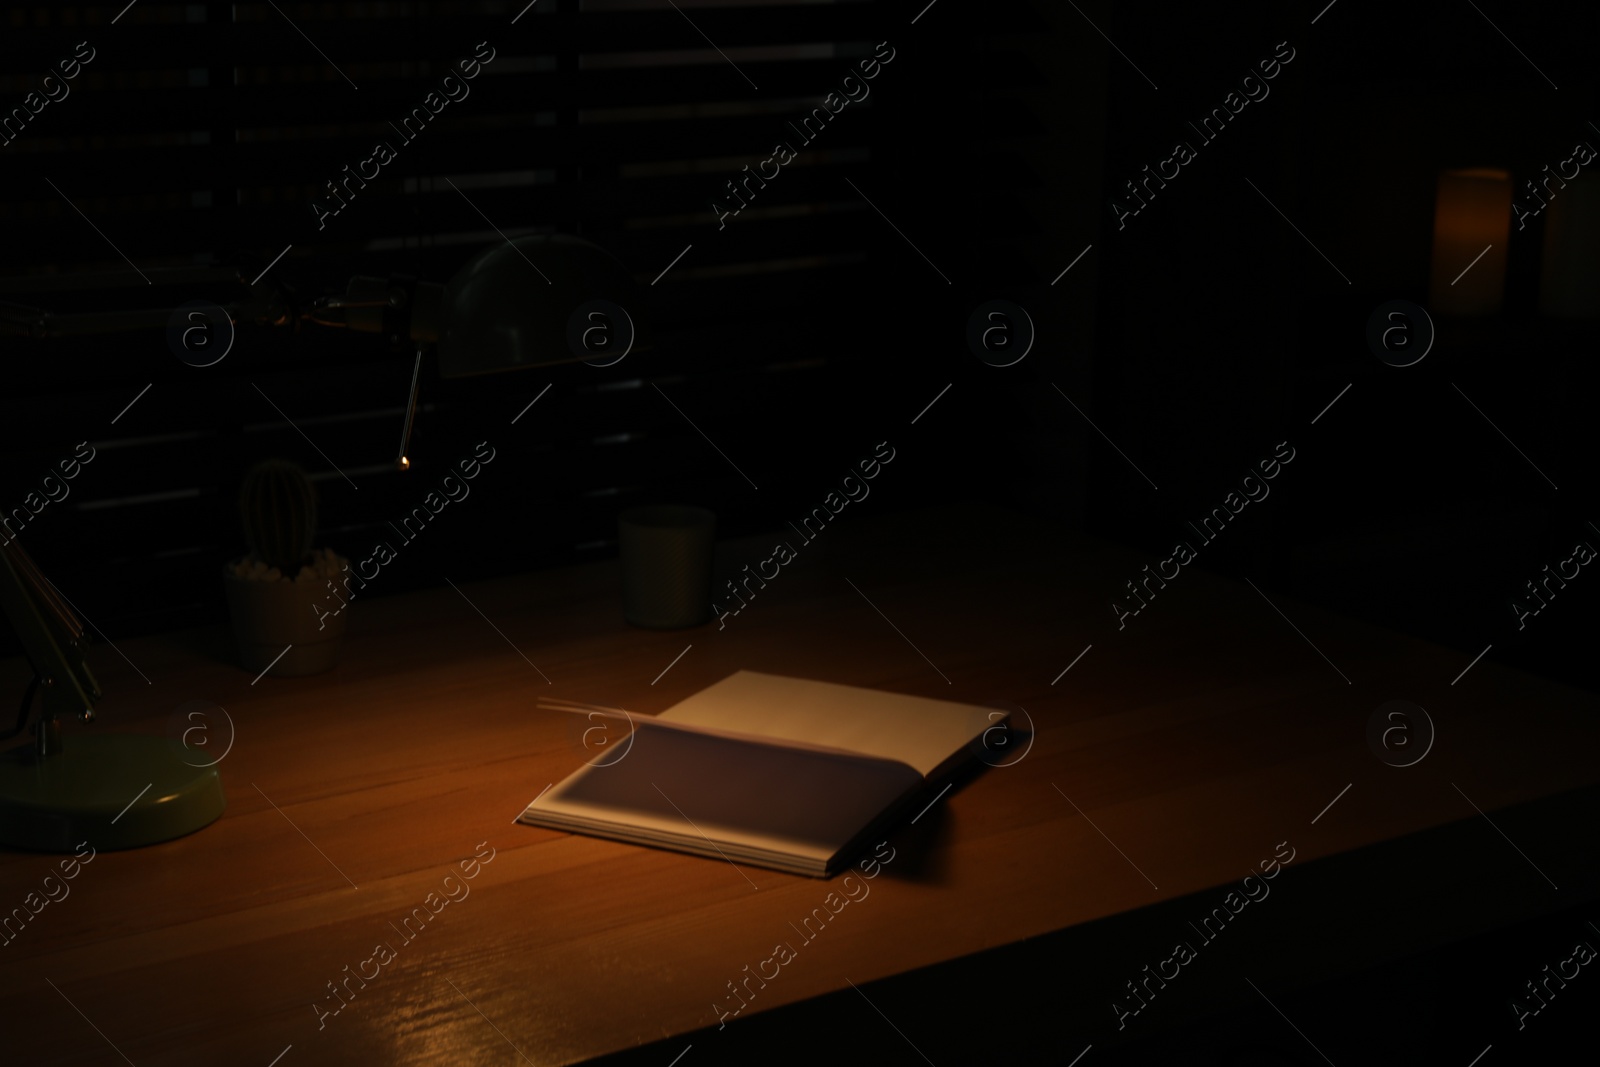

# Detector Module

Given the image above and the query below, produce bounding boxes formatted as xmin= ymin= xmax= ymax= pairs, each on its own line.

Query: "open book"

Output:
xmin=517 ymin=671 xmax=1003 ymax=877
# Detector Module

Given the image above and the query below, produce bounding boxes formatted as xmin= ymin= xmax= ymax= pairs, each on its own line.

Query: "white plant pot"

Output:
xmin=224 ymin=560 xmax=347 ymax=677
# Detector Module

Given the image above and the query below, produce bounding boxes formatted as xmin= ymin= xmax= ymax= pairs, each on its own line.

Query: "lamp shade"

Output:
xmin=436 ymin=234 xmax=645 ymax=378
xmin=1428 ymin=168 xmax=1511 ymax=316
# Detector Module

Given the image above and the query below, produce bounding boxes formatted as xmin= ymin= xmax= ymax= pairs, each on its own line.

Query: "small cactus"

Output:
xmin=239 ymin=460 xmax=318 ymax=575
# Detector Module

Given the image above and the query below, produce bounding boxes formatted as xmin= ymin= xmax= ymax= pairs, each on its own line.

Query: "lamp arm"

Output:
xmin=0 ymin=676 xmax=40 ymax=742
xmin=0 ymin=538 xmax=101 ymax=753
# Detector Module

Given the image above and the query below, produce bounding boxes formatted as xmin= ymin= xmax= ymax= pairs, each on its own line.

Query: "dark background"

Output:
xmin=1 ymin=0 xmax=1595 ymax=1061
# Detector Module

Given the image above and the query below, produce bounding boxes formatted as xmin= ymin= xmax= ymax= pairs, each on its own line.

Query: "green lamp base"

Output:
xmin=0 ymin=734 xmax=225 ymax=852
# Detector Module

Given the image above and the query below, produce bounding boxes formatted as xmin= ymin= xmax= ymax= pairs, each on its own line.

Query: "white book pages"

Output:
xmin=658 ymin=670 xmax=998 ymax=778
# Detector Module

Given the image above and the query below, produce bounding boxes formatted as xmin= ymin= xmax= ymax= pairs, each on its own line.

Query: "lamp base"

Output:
xmin=0 ymin=734 xmax=225 ymax=852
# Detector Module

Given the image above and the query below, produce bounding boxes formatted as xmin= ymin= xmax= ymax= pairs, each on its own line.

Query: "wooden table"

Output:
xmin=3 ymin=504 xmax=1597 ymax=1065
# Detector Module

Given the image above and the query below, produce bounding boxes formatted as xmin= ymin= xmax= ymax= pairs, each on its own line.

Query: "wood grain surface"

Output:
xmin=2 ymin=504 xmax=1596 ymax=1065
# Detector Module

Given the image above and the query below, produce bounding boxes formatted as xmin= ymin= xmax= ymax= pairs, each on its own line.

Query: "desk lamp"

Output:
xmin=0 ymin=235 xmax=639 ymax=848
xmin=0 ymin=536 xmax=225 ymax=851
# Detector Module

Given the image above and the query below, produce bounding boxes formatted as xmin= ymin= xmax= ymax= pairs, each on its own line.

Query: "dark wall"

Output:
xmin=1089 ymin=0 xmax=1598 ymax=690
xmin=0 ymin=0 xmax=1100 ymax=653
xmin=1 ymin=0 xmax=1595 ymax=697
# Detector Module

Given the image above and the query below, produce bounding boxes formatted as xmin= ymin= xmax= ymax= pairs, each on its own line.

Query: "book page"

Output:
xmin=657 ymin=671 xmax=999 ymax=777
xmin=522 ymin=716 xmax=923 ymax=866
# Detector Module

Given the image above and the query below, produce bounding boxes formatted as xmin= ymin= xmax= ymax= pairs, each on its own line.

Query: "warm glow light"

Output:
xmin=1429 ymin=167 xmax=1511 ymax=316
xmin=398 ymin=455 xmax=410 ymax=471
